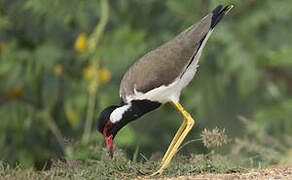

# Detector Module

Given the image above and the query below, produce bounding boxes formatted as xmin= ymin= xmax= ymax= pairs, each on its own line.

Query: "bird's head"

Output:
xmin=97 ymin=104 xmax=131 ymax=158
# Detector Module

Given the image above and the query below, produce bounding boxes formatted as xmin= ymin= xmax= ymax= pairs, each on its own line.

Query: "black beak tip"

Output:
xmin=109 ymin=147 xmax=113 ymax=158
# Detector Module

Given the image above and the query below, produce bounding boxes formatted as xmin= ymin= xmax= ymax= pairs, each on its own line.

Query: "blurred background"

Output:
xmin=1 ymin=0 xmax=292 ymax=169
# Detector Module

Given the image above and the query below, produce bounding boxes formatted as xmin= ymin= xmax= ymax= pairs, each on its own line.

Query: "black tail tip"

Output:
xmin=211 ymin=5 xmax=234 ymax=29
xmin=222 ymin=5 xmax=234 ymax=15
xmin=213 ymin=5 xmax=234 ymax=15
xmin=212 ymin=5 xmax=223 ymax=15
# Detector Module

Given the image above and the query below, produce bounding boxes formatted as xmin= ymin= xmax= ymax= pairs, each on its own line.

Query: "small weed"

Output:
xmin=201 ymin=127 xmax=229 ymax=148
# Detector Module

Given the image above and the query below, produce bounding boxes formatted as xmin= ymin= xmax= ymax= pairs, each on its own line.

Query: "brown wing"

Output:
xmin=120 ymin=5 xmax=233 ymax=101
xmin=120 ymin=15 xmax=211 ymax=101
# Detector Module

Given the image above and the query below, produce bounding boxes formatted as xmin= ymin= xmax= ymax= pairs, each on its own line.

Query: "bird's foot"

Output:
xmin=150 ymin=168 xmax=164 ymax=177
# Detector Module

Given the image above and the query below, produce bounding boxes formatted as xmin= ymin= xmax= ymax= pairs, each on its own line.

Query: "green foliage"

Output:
xmin=231 ymin=117 xmax=291 ymax=168
xmin=0 ymin=0 xmax=292 ymax=172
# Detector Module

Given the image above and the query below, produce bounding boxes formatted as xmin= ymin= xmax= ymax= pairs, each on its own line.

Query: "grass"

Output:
xmin=1 ymin=123 xmax=290 ymax=179
xmin=0 ymin=152 xmax=245 ymax=179
xmin=0 ymin=146 xmax=245 ymax=179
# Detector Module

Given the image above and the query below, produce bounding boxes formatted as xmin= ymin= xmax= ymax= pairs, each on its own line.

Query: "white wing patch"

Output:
xmin=129 ymin=79 xmax=181 ymax=104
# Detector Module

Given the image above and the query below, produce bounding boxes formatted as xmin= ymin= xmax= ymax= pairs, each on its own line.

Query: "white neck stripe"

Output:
xmin=110 ymin=104 xmax=131 ymax=123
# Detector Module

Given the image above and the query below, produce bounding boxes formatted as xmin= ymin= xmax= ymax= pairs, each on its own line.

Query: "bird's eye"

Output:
xmin=105 ymin=121 xmax=112 ymax=129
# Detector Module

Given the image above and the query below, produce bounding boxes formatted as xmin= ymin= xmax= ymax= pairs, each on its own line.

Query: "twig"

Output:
xmin=177 ymin=139 xmax=201 ymax=153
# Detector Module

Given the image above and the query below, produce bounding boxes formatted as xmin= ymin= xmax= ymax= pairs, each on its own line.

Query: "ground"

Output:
xmin=1 ymin=146 xmax=291 ymax=179
xmin=145 ymin=164 xmax=292 ymax=180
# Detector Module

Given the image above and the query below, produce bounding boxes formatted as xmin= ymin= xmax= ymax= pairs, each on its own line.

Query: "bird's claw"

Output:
xmin=150 ymin=169 xmax=163 ymax=176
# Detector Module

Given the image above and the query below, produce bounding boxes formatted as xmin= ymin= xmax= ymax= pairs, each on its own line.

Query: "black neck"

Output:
xmin=112 ymin=100 xmax=161 ymax=136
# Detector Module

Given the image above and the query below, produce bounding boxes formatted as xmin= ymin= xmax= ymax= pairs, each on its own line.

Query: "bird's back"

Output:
xmin=120 ymin=5 xmax=233 ymax=103
xmin=120 ymin=14 xmax=212 ymax=101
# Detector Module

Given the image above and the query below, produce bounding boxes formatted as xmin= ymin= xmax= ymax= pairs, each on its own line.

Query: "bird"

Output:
xmin=97 ymin=4 xmax=233 ymax=175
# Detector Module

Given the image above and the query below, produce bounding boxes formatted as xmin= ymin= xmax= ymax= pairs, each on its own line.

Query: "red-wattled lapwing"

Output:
xmin=97 ymin=5 xmax=233 ymax=175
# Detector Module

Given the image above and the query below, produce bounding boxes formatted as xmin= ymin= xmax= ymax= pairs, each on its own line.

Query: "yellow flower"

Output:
xmin=8 ymin=85 xmax=23 ymax=99
xmin=0 ymin=43 xmax=6 ymax=52
xmin=83 ymin=66 xmax=93 ymax=79
xmin=99 ymin=67 xmax=111 ymax=83
xmin=75 ymin=33 xmax=87 ymax=52
xmin=54 ymin=64 xmax=63 ymax=76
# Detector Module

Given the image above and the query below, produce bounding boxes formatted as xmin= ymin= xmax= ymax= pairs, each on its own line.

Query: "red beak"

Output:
xmin=105 ymin=134 xmax=113 ymax=158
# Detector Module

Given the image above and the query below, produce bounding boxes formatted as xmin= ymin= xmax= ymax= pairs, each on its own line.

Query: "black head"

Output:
xmin=97 ymin=105 xmax=121 ymax=158
xmin=97 ymin=105 xmax=118 ymax=135
xmin=97 ymin=100 xmax=161 ymax=158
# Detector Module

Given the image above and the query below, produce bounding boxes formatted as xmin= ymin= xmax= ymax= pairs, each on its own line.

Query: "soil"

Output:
xmin=145 ymin=164 xmax=292 ymax=180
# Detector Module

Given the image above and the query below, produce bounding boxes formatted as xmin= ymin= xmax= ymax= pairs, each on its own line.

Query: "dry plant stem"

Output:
xmin=81 ymin=0 xmax=109 ymax=145
xmin=151 ymin=102 xmax=195 ymax=176
xmin=43 ymin=111 xmax=70 ymax=157
xmin=177 ymin=139 xmax=201 ymax=153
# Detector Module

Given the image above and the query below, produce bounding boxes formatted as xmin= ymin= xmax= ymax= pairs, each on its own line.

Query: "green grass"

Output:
xmin=0 ymin=145 xmax=246 ymax=179
xmin=1 ymin=123 xmax=289 ymax=179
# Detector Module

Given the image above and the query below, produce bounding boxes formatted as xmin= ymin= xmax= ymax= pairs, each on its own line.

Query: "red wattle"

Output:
xmin=105 ymin=134 xmax=113 ymax=148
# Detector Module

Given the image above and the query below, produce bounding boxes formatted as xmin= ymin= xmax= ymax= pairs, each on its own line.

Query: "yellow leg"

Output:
xmin=160 ymin=117 xmax=187 ymax=164
xmin=151 ymin=102 xmax=195 ymax=176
